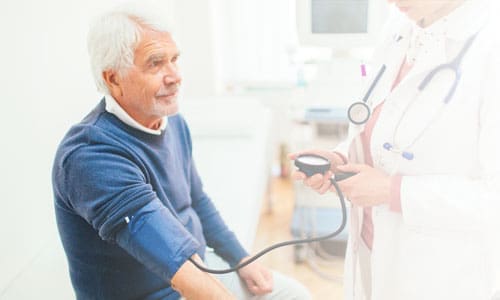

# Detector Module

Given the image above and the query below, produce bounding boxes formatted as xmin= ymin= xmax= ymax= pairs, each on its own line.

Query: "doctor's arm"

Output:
xmin=332 ymin=163 xmax=397 ymax=208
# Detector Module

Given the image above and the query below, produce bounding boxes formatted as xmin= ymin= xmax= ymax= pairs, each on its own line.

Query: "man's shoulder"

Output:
xmin=54 ymin=125 xmax=110 ymax=169
xmin=54 ymin=101 xmax=129 ymax=165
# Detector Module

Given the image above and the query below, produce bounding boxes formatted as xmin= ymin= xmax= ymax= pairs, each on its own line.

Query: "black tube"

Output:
xmin=188 ymin=178 xmax=347 ymax=274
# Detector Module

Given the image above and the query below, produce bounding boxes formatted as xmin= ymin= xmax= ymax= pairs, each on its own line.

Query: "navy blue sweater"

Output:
xmin=52 ymin=100 xmax=248 ymax=299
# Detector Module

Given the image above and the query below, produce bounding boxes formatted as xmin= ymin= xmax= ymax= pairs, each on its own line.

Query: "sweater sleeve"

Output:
xmin=63 ymin=145 xmax=200 ymax=282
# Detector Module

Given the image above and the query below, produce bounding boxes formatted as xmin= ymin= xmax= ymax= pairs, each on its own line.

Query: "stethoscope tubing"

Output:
xmin=362 ymin=64 xmax=387 ymax=103
xmin=382 ymin=32 xmax=480 ymax=158
xmin=418 ymin=31 xmax=478 ymax=102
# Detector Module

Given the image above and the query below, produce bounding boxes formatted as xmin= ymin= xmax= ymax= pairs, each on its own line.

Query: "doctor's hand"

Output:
xmin=237 ymin=256 xmax=274 ymax=296
xmin=333 ymin=164 xmax=391 ymax=207
xmin=289 ymin=149 xmax=346 ymax=195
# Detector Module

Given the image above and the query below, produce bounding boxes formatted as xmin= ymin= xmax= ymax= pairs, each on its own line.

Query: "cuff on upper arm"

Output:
xmin=389 ymin=175 xmax=403 ymax=213
xmin=116 ymin=201 xmax=201 ymax=282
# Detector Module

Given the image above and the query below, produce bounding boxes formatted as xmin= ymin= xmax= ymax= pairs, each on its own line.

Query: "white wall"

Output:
xmin=210 ymin=0 xmax=298 ymax=90
xmin=173 ymin=0 xmax=218 ymax=97
xmin=0 ymin=0 xmax=99 ymax=297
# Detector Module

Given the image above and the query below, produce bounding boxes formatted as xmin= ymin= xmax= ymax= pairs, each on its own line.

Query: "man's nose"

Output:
xmin=162 ymin=64 xmax=181 ymax=84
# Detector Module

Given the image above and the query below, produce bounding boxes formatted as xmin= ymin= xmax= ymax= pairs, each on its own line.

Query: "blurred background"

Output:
xmin=0 ymin=0 xmax=390 ymax=298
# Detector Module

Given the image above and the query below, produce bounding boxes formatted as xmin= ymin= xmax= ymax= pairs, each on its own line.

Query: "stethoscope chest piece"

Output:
xmin=347 ymin=64 xmax=387 ymax=125
xmin=348 ymin=101 xmax=371 ymax=125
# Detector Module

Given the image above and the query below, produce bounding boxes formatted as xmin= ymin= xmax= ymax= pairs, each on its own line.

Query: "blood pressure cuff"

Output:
xmin=115 ymin=200 xmax=201 ymax=282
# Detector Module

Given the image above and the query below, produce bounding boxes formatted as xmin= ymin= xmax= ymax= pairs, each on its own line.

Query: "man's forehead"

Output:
xmin=136 ymin=30 xmax=178 ymax=53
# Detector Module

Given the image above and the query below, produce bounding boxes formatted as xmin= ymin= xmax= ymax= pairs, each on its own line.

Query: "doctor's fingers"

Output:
xmin=317 ymin=177 xmax=333 ymax=194
xmin=332 ymin=180 xmax=356 ymax=198
xmin=304 ymin=173 xmax=323 ymax=189
xmin=290 ymin=170 xmax=307 ymax=181
xmin=304 ymin=171 xmax=333 ymax=186
xmin=336 ymin=182 xmax=377 ymax=206
xmin=304 ymin=171 xmax=332 ymax=190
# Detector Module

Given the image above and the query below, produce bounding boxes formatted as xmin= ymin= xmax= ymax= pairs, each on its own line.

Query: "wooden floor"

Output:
xmin=252 ymin=177 xmax=344 ymax=300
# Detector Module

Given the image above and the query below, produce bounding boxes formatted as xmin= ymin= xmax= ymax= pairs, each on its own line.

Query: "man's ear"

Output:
xmin=102 ymin=70 xmax=122 ymax=97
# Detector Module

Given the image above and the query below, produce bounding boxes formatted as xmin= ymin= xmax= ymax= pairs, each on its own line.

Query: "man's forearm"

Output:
xmin=171 ymin=254 xmax=235 ymax=300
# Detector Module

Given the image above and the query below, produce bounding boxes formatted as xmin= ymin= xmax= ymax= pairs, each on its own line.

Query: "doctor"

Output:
xmin=290 ymin=0 xmax=500 ymax=299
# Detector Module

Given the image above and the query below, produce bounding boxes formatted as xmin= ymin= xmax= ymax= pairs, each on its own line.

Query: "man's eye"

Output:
xmin=150 ymin=60 xmax=163 ymax=68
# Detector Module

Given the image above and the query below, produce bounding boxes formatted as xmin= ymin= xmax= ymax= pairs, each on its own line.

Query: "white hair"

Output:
xmin=87 ymin=1 xmax=173 ymax=94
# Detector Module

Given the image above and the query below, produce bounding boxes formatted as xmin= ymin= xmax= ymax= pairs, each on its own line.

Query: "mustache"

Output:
xmin=156 ymin=83 xmax=179 ymax=97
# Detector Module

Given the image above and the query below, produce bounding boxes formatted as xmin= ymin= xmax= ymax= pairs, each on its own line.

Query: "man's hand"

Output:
xmin=237 ymin=257 xmax=274 ymax=296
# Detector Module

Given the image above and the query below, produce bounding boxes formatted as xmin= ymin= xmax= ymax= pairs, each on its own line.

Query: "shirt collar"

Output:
xmin=413 ymin=0 xmax=489 ymax=42
xmin=104 ymin=95 xmax=167 ymax=135
xmin=404 ymin=0 xmax=489 ymax=65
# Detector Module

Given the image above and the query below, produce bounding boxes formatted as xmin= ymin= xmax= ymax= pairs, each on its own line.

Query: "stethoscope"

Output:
xmin=347 ymin=31 xmax=479 ymax=160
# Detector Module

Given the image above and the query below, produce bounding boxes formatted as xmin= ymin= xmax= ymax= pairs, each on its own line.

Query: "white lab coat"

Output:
xmin=336 ymin=1 xmax=500 ymax=299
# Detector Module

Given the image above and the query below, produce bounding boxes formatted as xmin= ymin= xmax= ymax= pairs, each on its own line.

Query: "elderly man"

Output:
xmin=52 ymin=4 xmax=310 ymax=300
